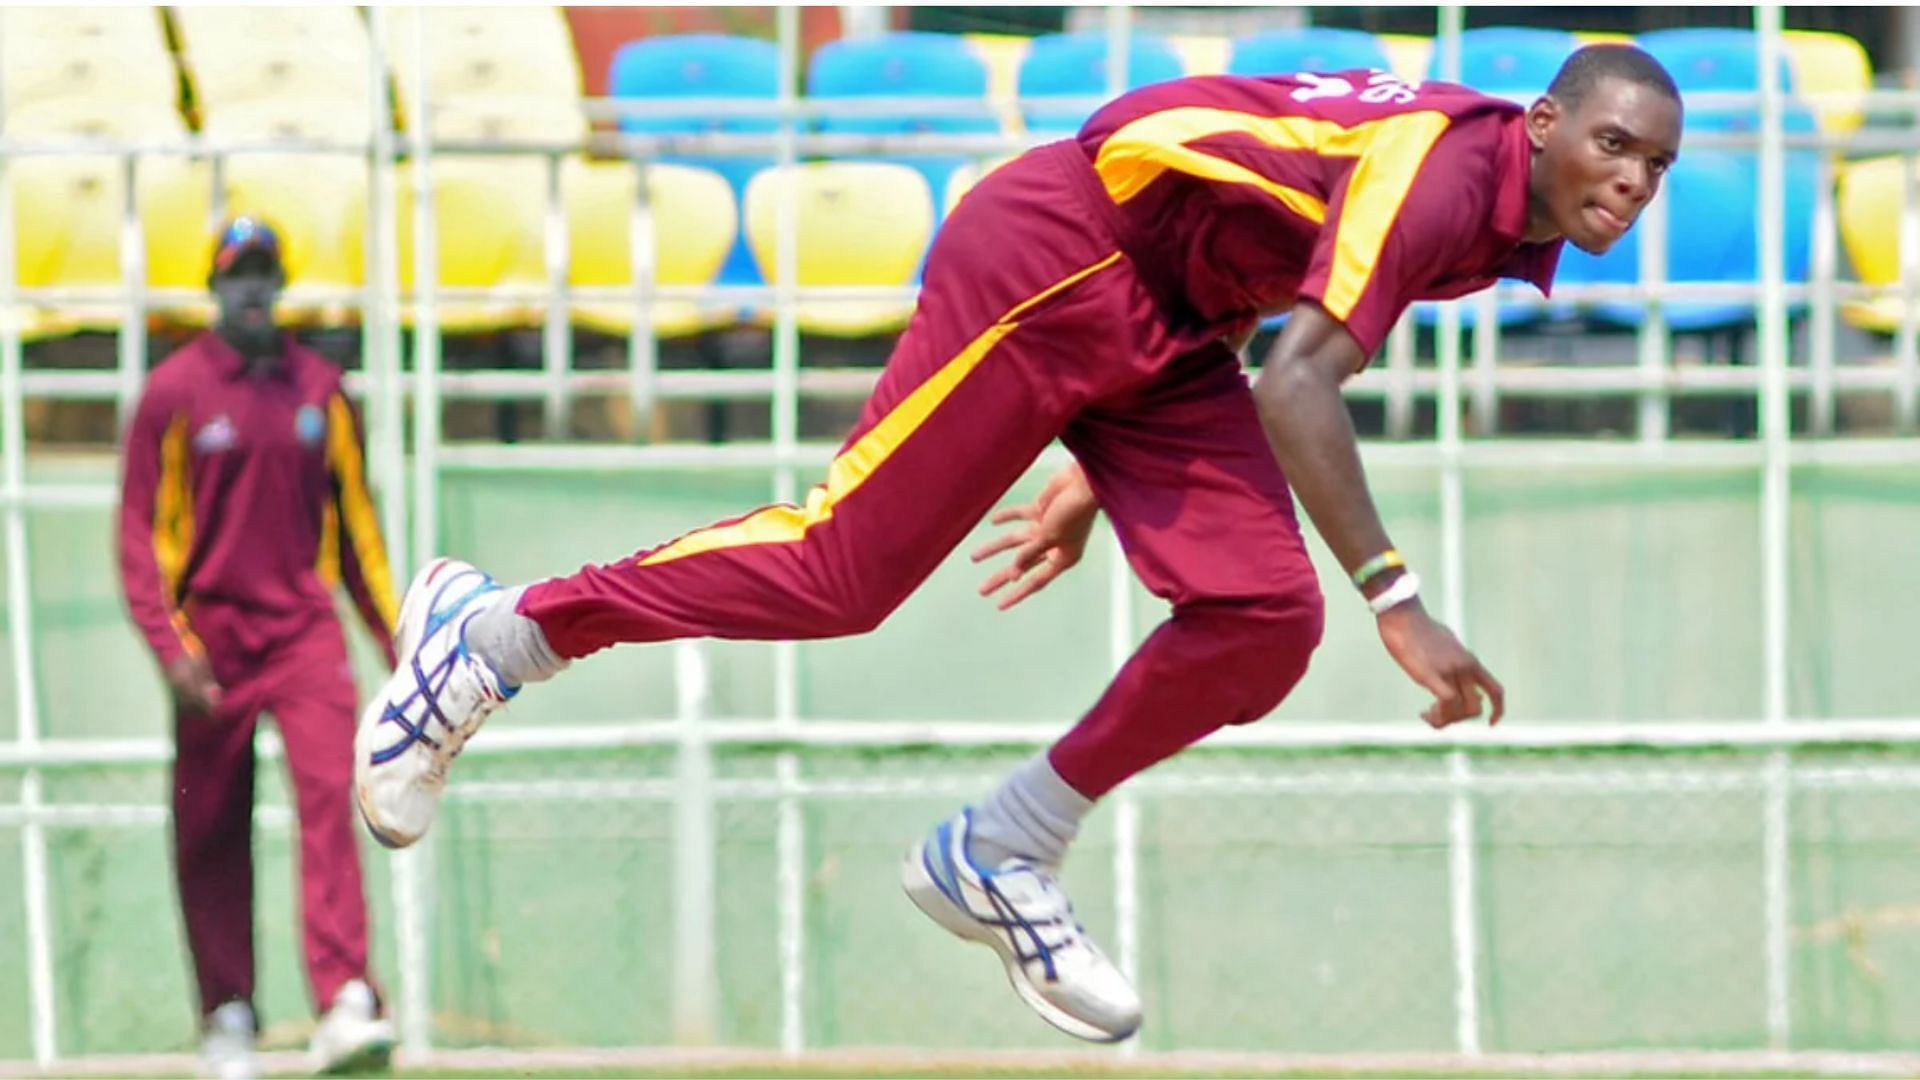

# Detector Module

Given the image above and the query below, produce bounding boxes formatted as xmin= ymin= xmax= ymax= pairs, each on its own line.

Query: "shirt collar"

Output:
xmin=1488 ymin=111 xmax=1563 ymax=295
xmin=201 ymin=330 xmax=293 ymax=381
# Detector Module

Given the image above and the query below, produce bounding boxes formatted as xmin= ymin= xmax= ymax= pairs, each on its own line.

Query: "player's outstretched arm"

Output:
xmin=972 ymin=461 xmax=1100 ymax=611
xmin=1250 ymin=302 xmax=1504 ymax=729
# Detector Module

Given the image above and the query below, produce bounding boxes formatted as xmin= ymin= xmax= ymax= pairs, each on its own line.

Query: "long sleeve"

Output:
xmin=117 ymin=381 xmax=201 ymax=667
xmin=323 ymin=390 xmax=399 ymax=665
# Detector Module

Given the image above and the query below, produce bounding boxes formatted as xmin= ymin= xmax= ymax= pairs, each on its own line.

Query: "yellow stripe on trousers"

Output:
xmin=638 ymin=251 xmax=1126 ymax=568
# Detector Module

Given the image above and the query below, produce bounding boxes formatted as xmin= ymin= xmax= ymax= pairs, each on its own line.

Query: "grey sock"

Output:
xmin=966 ymin=752 xmax=1095 ymax=870
xmin=463 ymin=585 xmax=569 ymax=687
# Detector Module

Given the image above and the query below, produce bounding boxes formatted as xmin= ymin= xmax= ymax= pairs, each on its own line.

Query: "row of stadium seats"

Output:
xmin=0 ymin=8 xmax=1899 ymax=341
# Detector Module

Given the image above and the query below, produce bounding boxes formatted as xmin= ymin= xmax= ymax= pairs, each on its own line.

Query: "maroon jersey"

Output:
xmin=1077 ymin=69 xmax=1563 ymax=354
xmin=117 ymin=332 xmax=396 ymax=666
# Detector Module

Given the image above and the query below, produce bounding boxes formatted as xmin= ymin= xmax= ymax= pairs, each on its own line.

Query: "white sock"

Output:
xmin=463 ymin=585 xmax=569 ymax=687
xmin=966 ymin=752 xmax=1094 ymax=870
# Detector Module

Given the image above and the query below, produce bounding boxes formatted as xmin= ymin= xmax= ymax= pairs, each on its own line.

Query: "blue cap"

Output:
xmin=210 ymin=215 xmax=283 ymax=276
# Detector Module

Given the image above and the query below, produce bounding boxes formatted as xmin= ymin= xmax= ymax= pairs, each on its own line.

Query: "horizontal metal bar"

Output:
xmin=9 ymin=718 xmax=1920 ymax=771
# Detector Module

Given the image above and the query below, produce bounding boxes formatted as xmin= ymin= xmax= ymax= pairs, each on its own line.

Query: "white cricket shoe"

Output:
xmin=902 ymin=809 xmax=1142 ymax=1043
xmin=308 ymin=978 xmax=394 ymax=1075
xmin=201 ymin=1000 xmax=257 ymax=1080
xmin=354 ymin=557 xmax=515 ymax=849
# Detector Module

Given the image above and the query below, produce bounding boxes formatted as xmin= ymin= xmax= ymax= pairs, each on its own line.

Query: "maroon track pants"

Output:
xmin=521 ymin=142 xmax=1326 ymax=798
xmin=173 ymin=605 xmax=372 ymax=1017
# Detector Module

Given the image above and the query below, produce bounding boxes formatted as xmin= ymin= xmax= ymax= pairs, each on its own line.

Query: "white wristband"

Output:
xmin=1366 ymin=570 xmax=1421 ymax=615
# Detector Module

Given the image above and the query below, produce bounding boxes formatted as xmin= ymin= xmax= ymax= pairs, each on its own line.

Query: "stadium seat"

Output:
xmin=743 ymin=161 xmax=935 ymax=338
xmin=567 ymin=162 xmax=739 ymax=339
xmin=608 ymin=33 xmax=782 ymax=323
xmin=1835 ymin=156 xmax=1908 ymax=334
xmin=1 ymin=7 xmax=200 ymax=337
xmin=1168 ymin=34 xmax=1230 ymax=78
xmin=386 ymin=6 xmax=582 ymax=121
xmin=1432 ymin=26 xmax=1578 ymax=98
xmin=386 ymin=7 xmax=588 ymax=330
xmin=1227 ymin=28 xmax=1392 ymax=77
xmin=807 ymin=32 xmax=999 ymax=214
xmin=1414 ymin=29 xmax=1580 ymax=330
xmin=173 ymin=19 xmax=372 ymax=141
xmin=1635 ymin=27 xmax=1820 ymax=316
xmin=963 ymin=33 xmax=1033 ymax=132
xmin=393 ymin=158 xmax=546 ymax=332
xmin=1375 ymin=33 xmax=1433 ymax=84
xmin=1781 ymin=29 xmax=1872 ymax=137
xmin=10 ymin=155 xmax=211 ymax=337
xmin=1018 ymin=31 xmax=1185 ymax=136
xmin=1558 ymin=150 xmax=1762 ymax=332
xmin=1 ymin=7 xmax=175 ymax=116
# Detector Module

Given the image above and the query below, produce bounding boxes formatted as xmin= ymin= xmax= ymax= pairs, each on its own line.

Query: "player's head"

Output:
xmin=1525 ymin=45 xmax=1683 ymax=255
xmin=208 ymin=216 xmax=286 ymax=353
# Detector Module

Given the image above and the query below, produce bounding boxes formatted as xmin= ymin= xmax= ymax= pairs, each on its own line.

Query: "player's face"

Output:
xmin=211 ymin=253 xmax=284 ymax=351
xmin=1526 ymin=76 xmax=1683 ymax=255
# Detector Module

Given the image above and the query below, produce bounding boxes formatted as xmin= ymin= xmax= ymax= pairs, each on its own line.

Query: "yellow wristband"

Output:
xmin=1351 ymin=549 xmax=1405 ymax=591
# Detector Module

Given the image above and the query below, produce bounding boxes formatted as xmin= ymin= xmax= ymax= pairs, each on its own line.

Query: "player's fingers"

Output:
xmin=1476 ymin=662 xmax=1507 ymax=726
xmin=989 ymin=505 xmax=1037 ymax=527
xmin=996 ymin=562 xmax=1063 ymax=611
xmin=978 ymin=562 xmax=1022 ymax=597
xmin=970 ymin=531 xmax=1027 ymax=564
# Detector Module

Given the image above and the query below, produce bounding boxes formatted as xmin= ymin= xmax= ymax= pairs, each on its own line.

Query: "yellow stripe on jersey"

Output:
xmin=325 ymin=393 xmax=399 ymax=630
xmin=1094 ymin=105 xmax=1454 ymax=323
xmin=638 ymin=251 xmax=1127 ymax=568
xmin=1320 ymin=111 xmax=1451 ymax=321
xmin=153 ymin=413 xmax=193 ymax=601
xmin=1095 ymin=109 xmax=1347 ymax=219
xmin=153 ymin=413 xmax=206 ymax=657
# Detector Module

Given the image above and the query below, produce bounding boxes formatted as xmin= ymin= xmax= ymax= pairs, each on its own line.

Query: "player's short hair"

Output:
xmin=1545 ymin=44 xmax=1681 ymax=113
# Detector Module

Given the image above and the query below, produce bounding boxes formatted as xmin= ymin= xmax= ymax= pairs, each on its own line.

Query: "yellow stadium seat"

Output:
xmin=393 ymin=157 xmax=546 ymax=332
xmin=386 ymin=6 xmax=583 ymax=136
xmin=744 ymin=162 xmax=935 ymax=338
xmin=2 ymin=37 xmax=179 ymax=118
xmin=1836 ymin=156 xmax=1911 ymax=334
xmin=966 ymin=33 xmax=1031 ymax=133
xmin=1377 ymin=33 xmax=1433 ymax=84
xmin=1169 ymin=34 xmax=1230 ymax=77
xmin=1572 ymin=31 xmax=1637 ymax=46
xmin=182 ymin=48 xmax=371 ymax=134
xmin=169 ymin=6 xmax=366 ymax=52
xmin=567 ymin=162 xmax=738 ymax=339
xmin=173 ymin=8 xmax=372 ymax=142
xmin=2 ymin=6 xmax=169 ymax=48
xmin=10 ymin=155 xmax=212 ymax=337
xmin=1783 ymin=29 xmax=1871 ymax=137
xmin=427 ymin=98 xmax=589 ymax=146
xmin=6 ymin=97 xmax=186 ymax=142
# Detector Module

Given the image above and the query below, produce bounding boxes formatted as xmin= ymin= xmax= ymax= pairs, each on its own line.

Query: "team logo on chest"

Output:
xmin=295 ymin=403 xmax=326 ymax=447
xmin=193 ymin=414 xmax=236 ymax=454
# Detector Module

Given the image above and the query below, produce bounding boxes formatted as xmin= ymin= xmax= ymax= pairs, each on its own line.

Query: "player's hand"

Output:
xmin=1376 ymin=601 xmax=1504 ymax=729
xmin=971 ymin=462 xmax=1100 ymax=611
xmin=164 ymin=654 xmax=224 ymax=716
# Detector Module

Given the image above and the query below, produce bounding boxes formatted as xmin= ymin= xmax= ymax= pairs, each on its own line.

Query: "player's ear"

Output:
xmin=1525 ymin=95 xmax=1560 ymax=153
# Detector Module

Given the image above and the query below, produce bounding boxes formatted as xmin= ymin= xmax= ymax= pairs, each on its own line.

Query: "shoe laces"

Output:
xmin=980 ymin=861 xmax=1087 ymax=983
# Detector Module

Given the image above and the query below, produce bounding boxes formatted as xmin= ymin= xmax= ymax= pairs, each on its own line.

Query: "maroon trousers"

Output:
xmin=521 ymin=142 xmax=1326 ymax=798
xmin=172 ymin=604 xmax=370 ymax=1016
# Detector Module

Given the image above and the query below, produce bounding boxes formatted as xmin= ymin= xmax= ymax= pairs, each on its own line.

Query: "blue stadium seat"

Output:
xmin=1611 ymin=28 xmax=1820 ymax=328
xmin=1018 ymin=31 xmax=1185 ymax=136
xmin=807 ymin=31 xmax=999 ymax=215
xmin=1558 ymin=150 xmax=1759 ymax=331
xmin=1226 ymin=28 xmax=1390 ymax=77
xmin=608 ymin=34 xmax=781 ymax=314
xmin=1433 ymin=26 xmax=1579 ymax=99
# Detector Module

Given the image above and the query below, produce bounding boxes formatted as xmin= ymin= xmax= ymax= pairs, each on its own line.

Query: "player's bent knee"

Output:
xmin=1223 ymin=587 xmax=1325 ymax=721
